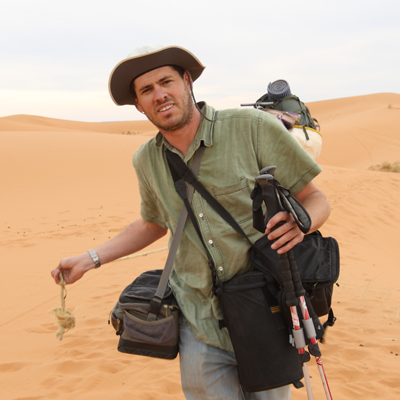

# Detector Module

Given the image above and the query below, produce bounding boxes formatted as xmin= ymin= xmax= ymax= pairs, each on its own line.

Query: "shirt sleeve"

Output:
xmin=257 ymin=112 xmax=322 ymax=195
xmin=132 ymin=147 xmax=168 ymax=229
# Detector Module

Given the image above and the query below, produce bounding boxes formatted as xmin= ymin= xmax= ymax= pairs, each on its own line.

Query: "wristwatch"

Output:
xmin=88 ymin=249 xmax=101 ymax=268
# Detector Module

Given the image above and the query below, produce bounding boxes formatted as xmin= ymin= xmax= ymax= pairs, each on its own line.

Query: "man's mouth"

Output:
xmin=159 ymin=104 xmax=173 ymax=113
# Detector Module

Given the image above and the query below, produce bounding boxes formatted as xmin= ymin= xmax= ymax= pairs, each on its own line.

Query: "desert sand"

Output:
xmin=1 ymin=92 xmax=399 ymax=400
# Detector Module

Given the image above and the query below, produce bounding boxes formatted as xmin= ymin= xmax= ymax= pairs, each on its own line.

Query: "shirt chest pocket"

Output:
xmin=210 ymin=177 xmax=253 ymax=225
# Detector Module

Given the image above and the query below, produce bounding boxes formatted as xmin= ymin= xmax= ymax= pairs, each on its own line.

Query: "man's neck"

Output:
xmin=160 ymin=108 xmax=201 ymax=157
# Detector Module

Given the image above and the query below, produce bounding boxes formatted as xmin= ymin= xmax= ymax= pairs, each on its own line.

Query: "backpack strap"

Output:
xmin=147 ymin=145 xmax=205 ymax=321
xmin=320 ymin=308 xmax=337 ymax=343
xmin=165 ymin=148 xmax=285 ymax=287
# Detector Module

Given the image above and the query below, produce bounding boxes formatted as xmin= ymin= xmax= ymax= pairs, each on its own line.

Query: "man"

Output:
xmin=51 ymin=45 xmax=331 ymax=400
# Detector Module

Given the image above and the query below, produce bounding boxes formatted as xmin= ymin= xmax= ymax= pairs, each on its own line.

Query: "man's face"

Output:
xmin=133 ymin=66 xmax=195 ymax=132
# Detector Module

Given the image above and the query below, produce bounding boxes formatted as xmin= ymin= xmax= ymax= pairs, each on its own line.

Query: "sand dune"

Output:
xmin=1 ymin=93 xmax=399 ymax=399
xmin=309 ymin=92 xmax=400 ymax=169
xmin=0 ymin=113 xmax=157 ymax=135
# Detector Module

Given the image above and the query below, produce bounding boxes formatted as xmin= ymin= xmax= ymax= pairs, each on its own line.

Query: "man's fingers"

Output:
xmin=271 ymin=228 xmax=297 ymax=249
xmin=275 ymin=233 xmax=303 ymax=254
xmin=266 ymin=213 xmax=305 ymax=254
xmin=51 ymin=268 xmax=61 ymax=284
xmin=267 ymin=219 xmax=296 ymax=241
xmin=266 ymin=211 xmax=287 ymax=231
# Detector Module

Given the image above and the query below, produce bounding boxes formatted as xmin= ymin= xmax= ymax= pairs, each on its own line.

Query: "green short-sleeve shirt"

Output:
xmin=132 ymin=103 xmax=321 ymax=351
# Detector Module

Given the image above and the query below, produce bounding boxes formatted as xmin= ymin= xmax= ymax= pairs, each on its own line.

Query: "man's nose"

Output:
xmin=153 ymin=85 xmax=167 ymax=102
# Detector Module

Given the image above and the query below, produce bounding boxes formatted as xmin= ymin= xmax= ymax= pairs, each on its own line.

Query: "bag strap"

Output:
xmin=165 ymin=149 xmax=285 ymax=290
xmin=147 ymin=145 xmax=205 ymax=321
xmin=166 ymin=149 xmax=251 ymax=241
xmin=165 ymin=150 xmax=314 ymax=288
xmin=166 ymin=148 xmax=223 ymax=292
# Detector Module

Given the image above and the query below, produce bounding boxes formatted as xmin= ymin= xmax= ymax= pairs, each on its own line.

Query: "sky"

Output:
xmin=1 ymin=0 xmax=399 ymax=122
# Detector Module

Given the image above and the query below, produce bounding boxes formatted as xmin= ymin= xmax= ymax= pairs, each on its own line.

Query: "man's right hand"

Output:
xmin=50 ymin=218 xmax=168 ymax=286
xmin=51 ymin=252 xmax=95 ymax=285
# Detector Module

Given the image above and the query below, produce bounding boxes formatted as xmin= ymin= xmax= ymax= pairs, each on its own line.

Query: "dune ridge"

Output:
xmin=0 ymin=114 xmax=157 ymax=135
xmin=308 ymin=92 xmax=400 ymax=169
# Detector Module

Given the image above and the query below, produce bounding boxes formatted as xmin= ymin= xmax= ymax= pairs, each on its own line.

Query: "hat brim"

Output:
xmin=109 ymin=46 xmax=205 ymax=106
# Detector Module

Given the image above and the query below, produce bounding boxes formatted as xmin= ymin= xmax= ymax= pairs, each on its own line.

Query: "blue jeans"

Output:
xmin=179 ymin=316 xmax=291 ymax=400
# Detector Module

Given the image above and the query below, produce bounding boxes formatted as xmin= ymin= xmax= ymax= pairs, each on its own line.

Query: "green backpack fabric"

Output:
xmin=251 ymin=81 xmax=322 ymax=160
xmin=256 ymin=93 xmax=319 ymax=131
xmin=256 ymin=80 xmax=319 ymax=132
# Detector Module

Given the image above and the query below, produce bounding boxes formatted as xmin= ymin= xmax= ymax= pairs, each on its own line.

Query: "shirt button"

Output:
xmin=199 ymin=213 xmax=204 ymax=218
xmin=218 ymin=266 xmax=224 ymax=272
xmin=208 ymin=239 xmax=214 ymax=246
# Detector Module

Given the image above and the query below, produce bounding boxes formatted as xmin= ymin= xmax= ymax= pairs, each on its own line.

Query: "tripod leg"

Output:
xmin=303 ymin=363 xmax=314 ymax=400
xmin=289 ymin=251 xmax=333 ymax=400
xmin=279 ymin=253 xmax=314 ymax=400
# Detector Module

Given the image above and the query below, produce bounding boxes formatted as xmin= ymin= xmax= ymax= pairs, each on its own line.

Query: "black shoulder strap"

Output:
xmin=165 ymin=148 xmax=284 ymax=286
xmin=165 ymin=147 xmax=225 ymax=293
xmin=147 ymin=146 xmax=205 ymax=320
xmin=165 ymin=148 xmax=252 ymax=243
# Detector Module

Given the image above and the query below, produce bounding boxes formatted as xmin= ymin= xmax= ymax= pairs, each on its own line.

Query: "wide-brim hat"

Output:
xmin=109 ymin=45 xmax=206 ymax=106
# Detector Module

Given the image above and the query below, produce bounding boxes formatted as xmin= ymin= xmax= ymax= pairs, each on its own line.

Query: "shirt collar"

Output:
xmin=154 ymin=102 xmax=217 ymax=160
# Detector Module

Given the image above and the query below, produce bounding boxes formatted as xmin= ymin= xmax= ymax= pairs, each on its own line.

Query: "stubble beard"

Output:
xmin=149 ymin=86 xmax=195 ymax=133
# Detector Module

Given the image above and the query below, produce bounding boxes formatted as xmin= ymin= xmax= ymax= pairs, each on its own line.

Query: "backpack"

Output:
xmin=258 ymin=94 xmax=319 ymax=131
xmin=256 ymin=80 xmax=319 ymax=130
xmin=254 ymin=80 xmax=322 ymax=160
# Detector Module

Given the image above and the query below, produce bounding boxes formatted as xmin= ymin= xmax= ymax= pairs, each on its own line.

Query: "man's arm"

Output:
xmin=51 ymin=218 xmax=168 ymax=284
xmin=265 ymin=181 xmax=331 ymax=254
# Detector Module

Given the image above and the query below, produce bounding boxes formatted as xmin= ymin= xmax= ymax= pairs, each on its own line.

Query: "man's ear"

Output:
xmin=183 ymin=70 xmax=193 ymax=88
xmin=134 ymin=100 xmax=144 ymax=113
